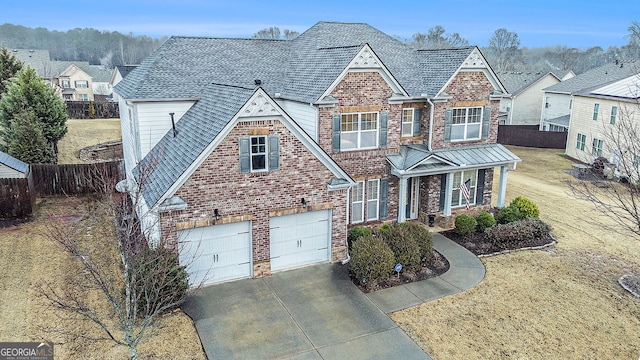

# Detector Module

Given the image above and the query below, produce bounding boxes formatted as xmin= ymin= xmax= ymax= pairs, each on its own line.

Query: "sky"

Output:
xmin=2 ymin=0 xmax=638 ymax=49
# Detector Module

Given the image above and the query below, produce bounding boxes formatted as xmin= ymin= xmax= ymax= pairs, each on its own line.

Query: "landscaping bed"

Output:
xmin=351 ymin=249 xmax=449 ymax=293
xmin=442 ymin=227 xmax=555 ymax=256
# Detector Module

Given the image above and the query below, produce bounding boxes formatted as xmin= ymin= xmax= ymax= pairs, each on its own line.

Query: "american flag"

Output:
xmin=460 ymin=179 xmax=471 ymax=210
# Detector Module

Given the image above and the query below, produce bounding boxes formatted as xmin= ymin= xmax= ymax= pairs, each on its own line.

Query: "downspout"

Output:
xmin=341 ymin=186 xmax=351 ymax=265
xmin=426 ymin=98 xmax=435 ymax=151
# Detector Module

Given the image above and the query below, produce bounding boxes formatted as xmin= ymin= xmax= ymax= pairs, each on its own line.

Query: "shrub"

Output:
xmin=496 ymin=205 xmax=523 ymax=224
xmin=347 ymin=226 xmax=371 ymax=250
xmin=475 ymin=212 xmax=496 ymax=232
xmin=399 ymin=222 xmax=433 ymax=262
xmin=381 ymin=224 xmax=422 ymax=271
xmin=349 ymin=234 xmax=395 ymax=285
xmin=376 ymin=223 xmax=394 ymax=236
xmin=484 ymin=218 xmax=552 ymax=250
xmin=129 ymin=247 xmax=189 ymax=317
xmin=509 ymin=196 xmax=539 ymax=219
xmin=454 ymin=214 xmax=477 ymax=236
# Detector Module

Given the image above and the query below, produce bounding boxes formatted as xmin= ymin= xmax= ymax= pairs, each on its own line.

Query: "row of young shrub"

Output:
xmin=454 ymin=196 xmax=540 ymax=236
xmin=452 ymin=195 xmax=552 ymax=250
xmin=349 ymin=222 xmax=433 ymax=286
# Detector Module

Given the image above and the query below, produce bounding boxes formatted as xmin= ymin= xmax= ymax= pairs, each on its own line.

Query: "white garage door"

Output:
xmin=178 ymin=221 xmax=252 ymax=286
xmin=269 ymin=210 xmax=331 ymax=272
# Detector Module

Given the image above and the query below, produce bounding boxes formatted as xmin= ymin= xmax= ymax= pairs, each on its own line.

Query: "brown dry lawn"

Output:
xmin=57 ymin=118 xmax=122 ymax=164
xmin=392 ymin=146 xmax=640 ymax=359
xmin=0 ymin=196 xmax=206 ymax=359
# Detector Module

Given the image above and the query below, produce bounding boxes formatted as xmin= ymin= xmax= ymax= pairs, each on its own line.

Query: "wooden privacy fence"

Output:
xmin=30 ymin=161 xmax=124 ymax=196
xmin=0 ymin=177 xmax=34 ymax=218
xmin=497 ymin=125 xmax=568 ymax=149
xmin=66 ymin=101 xmax=120 ymax=119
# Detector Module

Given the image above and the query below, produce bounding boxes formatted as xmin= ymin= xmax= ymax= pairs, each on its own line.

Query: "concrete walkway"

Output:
xmin=182 ymin=233 xmax=485 ymax=359
xmin=366 ymin=233 xmax=486 ymax=313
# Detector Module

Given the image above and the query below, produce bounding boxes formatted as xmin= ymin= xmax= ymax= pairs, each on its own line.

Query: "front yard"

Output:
xmin=3 ymin=121 xmax=639 ymax=359
xmin=392 ymin=146 xmax=640 ymax=359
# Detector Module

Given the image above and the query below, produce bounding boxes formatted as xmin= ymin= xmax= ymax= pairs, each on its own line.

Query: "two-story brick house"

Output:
xmin=114 ymin=22 xmax=520 ymax=286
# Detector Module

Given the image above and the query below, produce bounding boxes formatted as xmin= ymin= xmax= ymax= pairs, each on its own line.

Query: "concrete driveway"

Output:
xmin=182 ymin=263 xmax=430 ymax=360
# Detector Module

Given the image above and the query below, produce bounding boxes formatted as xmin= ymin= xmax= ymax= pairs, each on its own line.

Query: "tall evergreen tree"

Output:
xmin=7 ymin=108 xmax=54 ymax=163
xmin=0 ymin=66 xmax=67 ymax=161
xmin=0 ymin=45 xmax=23 ymax=96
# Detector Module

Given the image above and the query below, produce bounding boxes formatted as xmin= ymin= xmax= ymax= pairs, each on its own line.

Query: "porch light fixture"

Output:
xmin=301 ymin=198 xmax=307 ymax=207
xmin=214 ymin=208 xmax=220 ymax=219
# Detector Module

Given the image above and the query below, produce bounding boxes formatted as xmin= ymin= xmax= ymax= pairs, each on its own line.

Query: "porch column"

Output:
xmin=397 ymin=176 xmax=408 ymax=223
xmin=443 ymin=173 xmax=453 ymax=216
xmin=497 ymin=165 xmax=509 ymax=208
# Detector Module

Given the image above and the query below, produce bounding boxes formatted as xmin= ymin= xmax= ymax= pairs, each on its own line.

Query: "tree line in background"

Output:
xmin=0 ymin=23 xmax=167 ymax=68
xmin=1 ymin=22 xmax=639 ymax=73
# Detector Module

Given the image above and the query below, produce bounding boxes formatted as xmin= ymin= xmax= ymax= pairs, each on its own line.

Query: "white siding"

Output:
xmin=542 ymin=92 xmax=572 ymax=126
xmin=0 ymin=164 xmax=25 ymax=178
xmin=136 ymin=101 xmax=195 ymax=158
xmin=564 ymin=96 xmax=638 ymax=163
xmin=510 ymin=75 xmax=559 ymax=125
xmin=118 ymin=98 xmax=138 ymax=179
xmin=276 ymin=100 xmax=318 ymax=140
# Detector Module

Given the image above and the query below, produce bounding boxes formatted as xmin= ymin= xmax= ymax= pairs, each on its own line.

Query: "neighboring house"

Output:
xmin=11 ymin=49 xmax=114 ymax=101
xmin=566 ymin=74 xmax=640 ymax=180
xmin=541 ymin=60 xmax=637 ymax=132
xmin=496 ymin=71 xmax=562 ymax=126
xmin=114 ymin=22 xmax=520 ymax=285
xmin=109 ymin=65 xmax=138 ymax=102
xmin=0 ymin=151 xmax=29 ymax=178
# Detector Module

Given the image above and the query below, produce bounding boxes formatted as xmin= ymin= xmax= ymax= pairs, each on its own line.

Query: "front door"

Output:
xmin=405 ymin=177 xmax=419 ymax=219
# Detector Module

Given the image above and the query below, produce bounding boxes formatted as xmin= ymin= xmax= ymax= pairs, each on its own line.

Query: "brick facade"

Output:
xmin=159 ymin=118 xmax=348 ymax=277
xmin=430 ymin=71 xmax=500 ymax=150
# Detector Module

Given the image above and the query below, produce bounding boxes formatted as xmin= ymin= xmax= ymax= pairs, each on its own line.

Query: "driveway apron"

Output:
xmin=182 ymin=263 xmax=431 ymax=360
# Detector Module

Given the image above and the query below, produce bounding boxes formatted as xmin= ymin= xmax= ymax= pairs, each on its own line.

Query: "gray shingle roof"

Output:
xmin=115 ymin=65 xmax=138 ymax=79
xmin=496 ymin=71 xmax=559 ymax=95
xmin=0 ymin=151 xmax=29 ymax=174
xmin=115 ymin=22 xmax=482 ymax=102
xmin=387 ymin=143 xmax=520 ymax=174
xmin=546 ymin=114 xmax=570 ymax=127
xmin=415 ymin=47 xmax=476 ymax=96
xmin=135 ymin=84 xmax=255 ymax=205
xmin=544 ymin=60 xmax=639 ymax=94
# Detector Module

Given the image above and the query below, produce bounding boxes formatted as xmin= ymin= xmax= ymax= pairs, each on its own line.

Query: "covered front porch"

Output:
xmin=387 ymin=143 xmax=521 ymax=225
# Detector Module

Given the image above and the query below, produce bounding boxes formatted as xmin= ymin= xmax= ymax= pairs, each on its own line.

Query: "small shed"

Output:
xmin=0 ymin=151 xmax=29 ymax=178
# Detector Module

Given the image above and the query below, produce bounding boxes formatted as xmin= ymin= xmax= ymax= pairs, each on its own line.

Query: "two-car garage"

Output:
xmin=179 ymin=210 xmax=332 ymax=286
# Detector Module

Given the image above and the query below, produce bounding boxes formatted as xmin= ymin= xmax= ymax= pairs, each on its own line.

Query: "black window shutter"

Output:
xmin=268 ymin=136 xmax=279 ymax=171
xmin=380 ymin=178 xmax=389 ymax=220
xmin=444 ymin=109 xmax=453 ymax=142
xmin=379 ymin=111 xmax=388 ymax=148
xmin=239 ymin=137 xmax=250 ymax=173
xmin=413 ymin=108 xmax=422 ymax=136
xmin=332 ymin=114 xmax=341 ymax=152
xmin=439 ymin=174 xmax=447 ymax=211
xmin=482 ymin=106 xmax=491 ymax=139
xmin=476 ymin=169 xmax=485 ymax=205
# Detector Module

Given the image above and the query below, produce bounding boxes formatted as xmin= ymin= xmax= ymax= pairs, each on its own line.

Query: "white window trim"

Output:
xmin=451 ymin=107 xmax=483 ymax=142
xmin=592 ymin=138 xmax=603 ymax=157
xmin=576 ymin=133 xmax=586 ymax=151
xmin=610 ymin=106 xmax=618 ymax=125
xmin=341 ymin=112 xmax=379 ymax=151
xmin=451 ymin=170 xmax=478 ymax=208
xmin=593 ymin=103 xmax=599 ymax=121
xmin=366 ymin=179 xmax=380 ymax=221
xmin=401 ymin=108 xmax=414 ymax=137
xmin=351 ymin=181 xmax=364 ymax=224
xmin=250 ymin=136 xmax=268 ymax=172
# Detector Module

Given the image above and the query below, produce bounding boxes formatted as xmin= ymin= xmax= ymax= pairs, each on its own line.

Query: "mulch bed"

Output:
xmin=352 ymin=250 xmax=450 ymax=293
xmin=442 ymin=230 xmax=556 ymax=256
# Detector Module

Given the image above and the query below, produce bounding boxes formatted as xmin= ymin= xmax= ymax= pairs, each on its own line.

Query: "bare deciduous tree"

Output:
xmin=39 ymin=162 xmax=198 ymax=360
xmin=568 ymin=102 xmax=640 ymax=236
xmin=411 ymin=25 xmax=469 ymax=49
xmin=488 ymin=28 xmax=524 ymax=72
